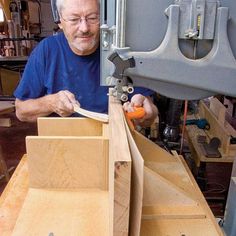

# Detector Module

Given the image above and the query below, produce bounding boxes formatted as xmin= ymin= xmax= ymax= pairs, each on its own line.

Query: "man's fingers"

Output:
xmin=54 ymin=91 xmax=77 ymax=116
xmin=63 ymin=90 xmax=80 ymax=105
xmin=130 ymin=94 xmax=145 ymax=107
xmin=124 ymin=95 xmax=158 ymax=127
xmin=123 ymin=101 xmax=135 ymax=113
xmin=59 ymin=91 xmax=74 ymax=110
xmin=143 ymin=98 xmax=153 ymax=118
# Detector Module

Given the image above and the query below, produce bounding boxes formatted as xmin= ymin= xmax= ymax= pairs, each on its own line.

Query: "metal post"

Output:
xmin=116 ymin=0 xmax=126 ymax=48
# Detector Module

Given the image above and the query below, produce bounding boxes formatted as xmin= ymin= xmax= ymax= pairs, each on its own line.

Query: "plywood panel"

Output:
xmin=26 ymin=136 xmax=109 ymax=190
xmin=12 ymin=188 xmax=110 ymax=236
xmin=38 ymin=117 xmax=103 ymax=136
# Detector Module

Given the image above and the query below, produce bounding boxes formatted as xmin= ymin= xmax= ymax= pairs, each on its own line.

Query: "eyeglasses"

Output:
xmin=60 ymin=14 xmax=100 ymax=26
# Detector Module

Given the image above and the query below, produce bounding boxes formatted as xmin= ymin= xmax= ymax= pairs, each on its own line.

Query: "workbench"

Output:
xmin=186 ymin=99 xmax=236 ymax=166
xmin=186 ymin=98 xmax=236 ymax=217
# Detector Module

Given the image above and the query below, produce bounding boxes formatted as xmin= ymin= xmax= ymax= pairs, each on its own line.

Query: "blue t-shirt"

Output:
xmin=14 ymin=32 xmax=153 ymax=115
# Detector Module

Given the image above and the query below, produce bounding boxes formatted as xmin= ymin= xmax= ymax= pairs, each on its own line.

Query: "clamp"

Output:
xmin=108 ymin=52 xmax=135 ymax=102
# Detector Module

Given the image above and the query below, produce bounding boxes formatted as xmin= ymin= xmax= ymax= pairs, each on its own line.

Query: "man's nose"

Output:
xmin=79 ymin=19 xmax=89 ymax=32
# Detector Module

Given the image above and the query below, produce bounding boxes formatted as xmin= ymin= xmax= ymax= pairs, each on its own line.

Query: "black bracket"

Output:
xmin=108 ymin=52 xmax=135 ymax=79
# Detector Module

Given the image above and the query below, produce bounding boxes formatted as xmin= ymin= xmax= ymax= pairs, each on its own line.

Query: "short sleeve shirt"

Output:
xmin=14 ymin=33 xmax=153 ymax=114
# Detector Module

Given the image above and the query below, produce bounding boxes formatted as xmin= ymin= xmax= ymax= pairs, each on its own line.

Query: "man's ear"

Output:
xmin=58 ymin=23 xmax=63 ymax=29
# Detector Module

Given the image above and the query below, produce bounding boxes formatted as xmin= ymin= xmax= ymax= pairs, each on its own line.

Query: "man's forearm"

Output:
xmin=15 ymin=90 xmax=79 ymax=122
xmin=15 ymin=95 xmax=54 ymax=122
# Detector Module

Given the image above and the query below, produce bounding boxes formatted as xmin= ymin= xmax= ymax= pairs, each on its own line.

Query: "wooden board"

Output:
xmin=26 ymin=136 xmax=109 ymax=190
xmin=73 ymin=104 xmax=109 ymax=123
xmin=108 ymin=95 xmax=131 ymax=236
xmin=38 ymin=117 xmax=103 ymax=136
xmin=12 ymin=189 xmax=110 ymax=236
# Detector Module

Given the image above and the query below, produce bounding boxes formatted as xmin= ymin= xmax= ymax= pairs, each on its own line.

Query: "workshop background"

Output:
xmin=0 ymin=0 xmax=55 ymax=191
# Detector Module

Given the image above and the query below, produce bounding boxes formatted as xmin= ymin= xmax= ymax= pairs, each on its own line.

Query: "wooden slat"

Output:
xmin=12 ymin=189 xmax=110 ymax=236
xmin=26 ymin=136 xmax=109 ymax=190
xmin=38 ymin=117 xmax=103 ymax=136
xmin=141 ymin=218 xmax=221 ymax=236
xmin=73 ymin=104 xmax=109 ymax=123
xmin=108 ymin=95 xmax=131 ymax=236
xmin=142 ymin=205 xmax=206 ymax=220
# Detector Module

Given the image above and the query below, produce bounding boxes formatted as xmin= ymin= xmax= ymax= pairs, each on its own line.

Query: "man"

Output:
xmin=14 ymin=0 xmax=157 ymax=126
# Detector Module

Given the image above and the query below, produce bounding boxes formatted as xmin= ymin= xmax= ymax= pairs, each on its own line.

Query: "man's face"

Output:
xmin=60 ymin=0 xmax=100 ymax=55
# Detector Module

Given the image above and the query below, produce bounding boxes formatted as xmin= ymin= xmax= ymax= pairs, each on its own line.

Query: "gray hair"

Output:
xmin=56 ymin=0 xmax=100 ymax=15
xmin=56 ymin=0 xmax=64 ymax=14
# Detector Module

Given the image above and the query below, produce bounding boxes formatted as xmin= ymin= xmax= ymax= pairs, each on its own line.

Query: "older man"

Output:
xmin=14 ymin=0 xmax=157 ymax=125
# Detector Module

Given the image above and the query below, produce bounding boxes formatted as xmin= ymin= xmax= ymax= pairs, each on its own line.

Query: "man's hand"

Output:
xmin=15 ymin=90 xmax=80 ymax=122
xmin=123 ymin=94 xmax=158 ymax=127
xmin=48 ymin=90 xmax=80 ymax=117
